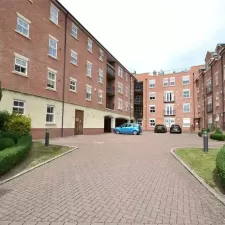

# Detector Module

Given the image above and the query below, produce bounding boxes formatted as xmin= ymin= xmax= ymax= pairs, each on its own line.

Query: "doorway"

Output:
xmin=75 ymin=110 xmax=84 ymax=135
xmin=104 ymin=116 xmax=111 ymax=133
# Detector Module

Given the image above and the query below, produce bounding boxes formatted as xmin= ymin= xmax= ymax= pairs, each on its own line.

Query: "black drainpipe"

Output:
xmin=61 ymin=12 xmax=68 ymax=137
xmin=192 ymin=73 xmax=195 ymax=129
xmin=211 ymin=65 xmax=214 ymax=127
xmin=221 ymin=53 xmax=224 ymax=130
xmin=203 ymin=73 xmax=206 ymax=128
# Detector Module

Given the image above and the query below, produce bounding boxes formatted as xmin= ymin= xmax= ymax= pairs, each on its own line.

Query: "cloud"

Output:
xmin=59 ymin=0 xmax=225 ymax=73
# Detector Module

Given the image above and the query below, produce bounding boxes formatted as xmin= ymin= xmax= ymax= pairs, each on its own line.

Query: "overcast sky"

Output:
xmin=59 ymin=0 xmax=225 ymax=73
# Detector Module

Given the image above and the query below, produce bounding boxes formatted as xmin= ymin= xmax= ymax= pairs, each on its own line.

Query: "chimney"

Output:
xmin=153 ymin=70 xmax=157 ymax=76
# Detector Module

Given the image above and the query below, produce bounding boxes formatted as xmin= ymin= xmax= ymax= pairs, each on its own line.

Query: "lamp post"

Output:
xmin=45 ymin=128 xmax=49 ymax=147
xmin=203 ymin=130 xmax=208 ymax=152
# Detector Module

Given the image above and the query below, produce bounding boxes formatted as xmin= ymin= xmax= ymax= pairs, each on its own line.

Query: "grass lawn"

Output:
xmin=0 ymin=142 xmax=72 ymax=182
xmin=176 ymin=148 xmax=225 ymax=195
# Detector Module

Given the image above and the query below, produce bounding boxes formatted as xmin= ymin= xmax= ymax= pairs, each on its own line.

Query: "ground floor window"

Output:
xmin=149 ymin=118 xmax=156 ymax=127
xmin=46 ymin=105 xmax=55 ymax=123
xmin=13 ymin=100 xmax=25 ymax=114
xmin=164 ymin=118 xmax=175 ymax=127
xmin=183 ymin=118 xmax=190 ymax=127
xmin=137 ymin=119 xmax=142 ymax=125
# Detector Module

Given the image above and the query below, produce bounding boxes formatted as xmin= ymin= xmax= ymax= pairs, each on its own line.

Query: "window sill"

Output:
xmin=86 ymin=98 xmax=92 ymax=101
xmin=98 ymin=102 xmax=103 ymax=104
xmin=69 ymin=90 xmax=77 ymax=93
xmin=12 ymin=71 xmax=28 ymax=77
xmin=87 ymin=75 xmax=92 ymax=78
xmin=88 ymin=50 xmax=93 ymax=54
xmin=182 ymin=83 xmax=190 ymax=85
xmin=28 ymin=0 xmax=33 ymax=3
xmin=46 ymin=123 xmax=56 ymax=125
xmin=46 ymin=87 xmax=57 ymax=92
xmin=71 ymin=34 xmax=78 ymax=40
xmin=48 ymin=54 xmax=58 ymax=60
xmin=98 ymin=81 xmax=103 ymax=84
xmin=71 ymin=61 xmax=78 ymax=66
xmin=49 ymin=19 xmax=60 ymax=28
xmin=15 ymin=30 xmax=31 ymax=40
xmin=118 ymin=92 xmax=123 ymax=95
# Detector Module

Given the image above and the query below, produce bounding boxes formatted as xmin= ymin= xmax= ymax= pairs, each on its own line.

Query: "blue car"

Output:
xmin=114 ymin=123 xmax=142 ymax=135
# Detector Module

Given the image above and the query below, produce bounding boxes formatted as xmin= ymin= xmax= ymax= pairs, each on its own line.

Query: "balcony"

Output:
xmin=106 ymin=103 xmax=114 ymax=110
xmin=134 ymin=99 xmax=143 ymax=105
xmin=163 ymin=96 xmax=175 ymax=103
xmin=164 ymin=110 xmax=175 ymax=116
xmin=107 ymin=63 xmax=115 ymax=80
xmin=207 ymin=104 xmax=213 ymax=113
xmin=134 ymin=112 xmax=143 ymax=118
xmin=206 ymin=85 xmax=212 ymax=94
xmin=106 ymin=86 xmax=115 ymax=96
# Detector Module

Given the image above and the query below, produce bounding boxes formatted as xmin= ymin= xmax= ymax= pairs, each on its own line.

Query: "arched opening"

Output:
xmin=115 ymin=118 xmax=128 ymax=127
xmin=104 ymin=116 xmax=112 ymax=133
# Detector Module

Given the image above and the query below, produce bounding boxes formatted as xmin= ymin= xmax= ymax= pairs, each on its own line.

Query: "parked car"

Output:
xmin=114 ymin=123 xmax=142 ymax=135
xmin=170 ymin=124 xmax=182 ymax=134
xmin=154 ymin=124 xmax=167 ymax=133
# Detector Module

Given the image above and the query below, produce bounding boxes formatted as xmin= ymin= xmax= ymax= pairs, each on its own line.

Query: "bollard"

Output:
xmin=203 ymin=130 xmax=208 ymax=152
xmin=45 ymin=128 xmax=49 ymax=147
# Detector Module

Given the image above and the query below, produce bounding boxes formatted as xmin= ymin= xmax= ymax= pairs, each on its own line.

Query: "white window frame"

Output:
xmin=183 ymin=103 xmax=190 ymax=113
xmin=118 ymin=98 xmax=123 ymax=110
xmin=98 ymin=90 xmax=103 ymax=104
xmin=16 ymin=13 xmax=31 ymax=38
xmin=71 ymin=50 xmax=78 ymax=65
xmin=170 ymin=77 xmax=175 ymax=86
xmin=149 ymin=80 xmax=155 ymax=88
xmin=71 ymin=23 xmax=78 ymax=39
xmin=46 ymin=105 xmax=55 ymax=124
xmin=47 ymin=67 xmax=57 ymax=91
xmin=215 ymin=71 xmax=219 ymax=86
xmin=164 ymin=104 xmax=174 ymax=115
xmin=87 ymin=61 xmax=92 ymax=77
xmin=86 ymin=85 xmax=92 ymax=101
xmin=149 ymin=105 xmax=156 ymax=113
xmin=149 ymin=92 xmax=156 ymax=100
xmin=216 ymin=92 xmax=219 ymax=107
xmin=183 ymin=89 xmax=190 ymax=98
xmin=125 ymin=102 xmax=129 ymax=111
xmin=48 ymin=36 xmax=58 ymax=58
xmin=182 ymin=75 xmax=190 ymax=85
xmin=125 ymin=86 xmax=128 ymax=97
xmin=164 ymin=118 xmax=175 ymax=128
xmin=183 ymin=118 xmax=191 ymax=128
xmin=13 ymin=100 xmax=25 ymax=115
xmin=149 ymin=118 xmax=156 ymax=127
xmin=118 ymin=66 xmax=123 ymax=78
xmin=118 ymin=82 xmax=123 ymax=94
xmin=14 ymin=53 xmax=29 ymax=76
xmin=99 ymin=49 xmax=104 ymax=61
xmin=69 ymin=77 xmax=77 ymax=93
xmin=98 ymin=69 xmax=103 ymax=84
xmin=88 ymin=38 xmax=93 ymax=52
xmin=50 ymin=4 xmax=59 ymax=25
xmin=164 ymin=91 xmax=174 ymax=102
xmin=163 ymin=78 xmax=168 ymax=87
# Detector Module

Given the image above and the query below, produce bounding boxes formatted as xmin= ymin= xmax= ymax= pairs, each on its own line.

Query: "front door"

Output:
xmin=75 ymin=110 xmax=84 ymax=135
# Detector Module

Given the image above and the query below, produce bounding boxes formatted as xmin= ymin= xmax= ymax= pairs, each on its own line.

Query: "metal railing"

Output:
xmin=107 ymin=63 xmax=115 ymax=78
xmin=106 ymin=86 xmax=115 ymax=95
xmin=206 ymin=85 xmax=212 ymax=94
xmin=106 ymin=103 xmax=114 ymax=110
xmin=207 ymin=104 xmax=213 ymax=113
xmin=164 ymin=110 xmax=175 ymax=116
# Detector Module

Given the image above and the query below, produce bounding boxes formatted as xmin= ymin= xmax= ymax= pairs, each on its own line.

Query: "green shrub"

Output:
xmin=215 ymin=127 xmax=223 ymax=134
xmin=0 ymin=134 xmax=32 ymax=175
xmin=8 ymin=113 xmax=31 ymax=135
xmin=210 ymin=133 xmax=225 ymax=141
xmin=198 ymin=131 xmax=202 ymax=137
xmin=1 ymin=131 xmax=21 ymax=144
xmin=216 ymin=146 xmax=225 ymax=185
xmin=0 ymin=138 xmax=15 ymax=151
xmin=0 ymin=110 xmax=11 ymax=131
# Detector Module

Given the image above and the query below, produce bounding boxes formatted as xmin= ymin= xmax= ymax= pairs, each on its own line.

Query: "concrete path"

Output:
xmin=0 ymin=132 xmax=225 ymax=225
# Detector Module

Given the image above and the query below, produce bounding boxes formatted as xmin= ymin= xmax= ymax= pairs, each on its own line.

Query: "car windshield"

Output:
xmin=156 ymin=125 xmax=164 ymax=128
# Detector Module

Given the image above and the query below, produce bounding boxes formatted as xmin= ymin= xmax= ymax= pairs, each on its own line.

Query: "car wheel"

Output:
xmin=133 ymin=130 xmax=138 ymax=135
xmin=115 ymin=130 xmax=120 ymax=134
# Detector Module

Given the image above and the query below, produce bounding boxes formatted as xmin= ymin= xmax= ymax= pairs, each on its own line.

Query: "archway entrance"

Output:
xmin=104 ymin=116 xmax=112 ymax=133
xmin=115 ymin=118 xmax=128 ymax=127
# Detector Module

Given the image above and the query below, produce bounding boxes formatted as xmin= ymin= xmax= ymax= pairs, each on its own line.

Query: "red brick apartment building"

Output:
xmin=196 ymin=43 xmax=225 ymax=130
xmin=0 ymin=0 xmax=136 ymax=139
xmin=134 ymin=66 xmax=203 ymax=131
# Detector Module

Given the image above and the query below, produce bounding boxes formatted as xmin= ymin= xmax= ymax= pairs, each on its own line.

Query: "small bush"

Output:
xmin=1 ymin=131 xmax=21 ymax=144
xmin=198 ymin=131 xmax=202 ymax=137
xmin=215 ymin=127 xmax=223 ymax=134
xmin=210 ymin=133 xmax=225 ymax=141
xmin=8 ymin=113 xmax=31 ymax=136
xmin=0 ymin=110 xmax=11 ymax=131
xmin=0 ymin=138 xmax=15 ymax=151
xmin=0 ymin=134 xmax=32 ymax=175
xmin=216 ymin=146 xmax=225 ymax=185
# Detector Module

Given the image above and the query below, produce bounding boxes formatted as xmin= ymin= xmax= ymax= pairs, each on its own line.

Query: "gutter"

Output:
xmin=221 ymin=53 xmax=224 ymax=130
xmin=61 ymin=12 xmax=68 ymax=137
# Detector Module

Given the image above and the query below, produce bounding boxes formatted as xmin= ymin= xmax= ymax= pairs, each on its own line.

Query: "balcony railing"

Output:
xmin=106 ymin=86 xmax=115 ymax=96
xmin=163 ymin=96 xmax=175 ymax=103
xmin=206 ymin=85 xmax=212 ymax=94
xmin=107 ymin=63 xmax=115 ymax=79
xmin=134 ymin=99 xmax=143 ymax=105
xmin=106 ymin=103 xmax=114 ymax=110
xmin=134 ymin=88 xmax=143 ymax=92
xmin=207 ymin=104 xmax=213 ymax=113
xmin=134 ymin=112 xmax=143 ymax=118
xmin=164 ymin=110 xmax=175 ymax=116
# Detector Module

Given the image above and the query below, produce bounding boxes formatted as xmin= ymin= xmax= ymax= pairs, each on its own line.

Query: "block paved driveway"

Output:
xmin=0 ymin=132 xmax=225 ymax=225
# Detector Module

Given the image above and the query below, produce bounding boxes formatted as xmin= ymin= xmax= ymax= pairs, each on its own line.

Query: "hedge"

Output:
xmin=0 ymin=138 xmax=15 ymax=151
xmin=1 ymin=131 xmax=21 ymax=144
xmin=216 ymin=146 xmax=225 ymax=185
xmin=0 ymin=134 xmax=32 ymax=175
xmin=0 ymin=110 xmax=11 ymax=132
xmin=210 ymin=133 xmax=225 ymax=141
